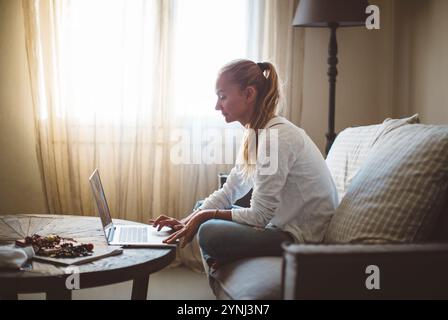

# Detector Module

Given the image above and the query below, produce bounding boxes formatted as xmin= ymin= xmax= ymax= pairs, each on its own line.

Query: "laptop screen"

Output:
xmin=89 ymin=169 xmax=113 ymax=230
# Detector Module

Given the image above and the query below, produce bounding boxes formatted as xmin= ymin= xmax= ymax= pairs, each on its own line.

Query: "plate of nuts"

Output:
xmin=16 ymin=234 xmax=94 ymax=258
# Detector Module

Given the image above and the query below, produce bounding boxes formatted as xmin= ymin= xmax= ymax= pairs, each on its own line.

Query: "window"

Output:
xmin=47 ymin=0 xmax=253 ymax=126
xmin=53 ymin=0 xmax=156 ymax=125
xmin=172 ymin=0 xmax=252 ymax=118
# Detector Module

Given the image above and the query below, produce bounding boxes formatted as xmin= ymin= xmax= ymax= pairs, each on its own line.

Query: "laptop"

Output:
xmin=89 ymin=168 xmax=177 ymax=248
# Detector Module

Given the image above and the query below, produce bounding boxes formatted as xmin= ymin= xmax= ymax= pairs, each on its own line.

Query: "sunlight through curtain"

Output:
xmin=22 ymin=0 xmax=304 ymax=271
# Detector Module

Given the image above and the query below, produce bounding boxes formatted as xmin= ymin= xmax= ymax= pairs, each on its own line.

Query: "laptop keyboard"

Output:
xmin=119 ymin=227 xmax=148 ymax=243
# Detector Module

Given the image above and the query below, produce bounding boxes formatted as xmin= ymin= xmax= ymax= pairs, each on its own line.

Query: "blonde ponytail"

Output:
xmin=219 ymin=60 xmax=280 ymax=177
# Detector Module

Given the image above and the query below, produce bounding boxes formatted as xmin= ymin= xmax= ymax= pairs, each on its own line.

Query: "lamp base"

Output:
xmin=325 ymin=23 xmax=339 ymax=156
xmin=325 ymin=132 xmax=337 ymax=155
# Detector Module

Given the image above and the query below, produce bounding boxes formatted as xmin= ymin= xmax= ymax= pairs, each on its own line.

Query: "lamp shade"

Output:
xmin=293 ymin=0 xmax=369 ymax=27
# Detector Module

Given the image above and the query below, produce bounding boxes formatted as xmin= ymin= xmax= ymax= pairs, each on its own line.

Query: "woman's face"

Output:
xmin=215 ymin=73 xmax=256 ymax=125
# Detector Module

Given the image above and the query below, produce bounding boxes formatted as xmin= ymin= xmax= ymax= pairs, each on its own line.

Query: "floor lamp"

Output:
xmin=293 ymin=0 xmax=369 ymax=155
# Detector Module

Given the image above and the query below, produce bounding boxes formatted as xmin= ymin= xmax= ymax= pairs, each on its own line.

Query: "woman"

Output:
xmin=151 ymin=59 xmax=338 ymax=272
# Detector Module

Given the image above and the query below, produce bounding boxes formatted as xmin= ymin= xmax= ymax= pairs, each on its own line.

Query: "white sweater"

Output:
xmin=199 ymin=116 xmax=338 ymax=243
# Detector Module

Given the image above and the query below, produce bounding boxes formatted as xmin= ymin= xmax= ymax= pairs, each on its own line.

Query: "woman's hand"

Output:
xmin=149 ymin=215 xmax=184 ymax=232
xmin=163 ymin=211 xmax=212 ymax=248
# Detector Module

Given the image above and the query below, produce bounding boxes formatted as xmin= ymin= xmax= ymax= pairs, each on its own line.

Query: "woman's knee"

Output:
xmin=197 ymin=220 xmax=223 ymax=251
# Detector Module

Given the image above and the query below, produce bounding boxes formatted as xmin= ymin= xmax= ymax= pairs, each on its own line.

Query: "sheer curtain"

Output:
xmin=22 ymin=0 xmax=304 ymax=271
xmin=251 ymin=0 xmax=305 ymax=124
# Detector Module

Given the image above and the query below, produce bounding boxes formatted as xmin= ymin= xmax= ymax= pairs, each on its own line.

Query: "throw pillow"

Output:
xmin=326 ymin=114 xmax=419 ymax=202
xmin=325 ymin=124 xmax=448 ymax=243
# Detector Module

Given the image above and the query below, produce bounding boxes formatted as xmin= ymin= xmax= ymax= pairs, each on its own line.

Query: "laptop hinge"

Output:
xmin=107 ymin=225 xmax=116 ymax=243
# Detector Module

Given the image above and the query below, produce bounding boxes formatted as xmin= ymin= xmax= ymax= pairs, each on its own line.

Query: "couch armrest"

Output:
xmin=282 ymin=243 xmax=448 ymax=299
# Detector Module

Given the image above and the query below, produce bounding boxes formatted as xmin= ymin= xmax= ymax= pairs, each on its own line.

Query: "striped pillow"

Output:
xmin=326 ymin=115 xmax=419 ymax=202
xmin=325 ymin=124 xmax=448 ymax=244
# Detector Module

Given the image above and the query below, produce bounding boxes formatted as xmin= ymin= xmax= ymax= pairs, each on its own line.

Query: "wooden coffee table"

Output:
xmin=0 ymin=214 xmax=176 ymax=300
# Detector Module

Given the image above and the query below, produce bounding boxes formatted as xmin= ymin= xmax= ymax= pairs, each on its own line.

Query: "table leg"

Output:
xmin=46 ymin=288 xmax=72 ymax=300
xmin=131 ymin=274 xmax=150 ymax=300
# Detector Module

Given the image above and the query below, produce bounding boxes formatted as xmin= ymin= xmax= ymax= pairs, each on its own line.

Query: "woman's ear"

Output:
xmin=245 ymin=86 xmax=257 ymax=104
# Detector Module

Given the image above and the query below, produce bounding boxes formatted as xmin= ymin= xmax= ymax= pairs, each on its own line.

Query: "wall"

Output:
xmin=0 ymin=0 xmax=47 ymax=214
xmin=300 ymin=0 xmax=396 ymax=152
xmin=393 ymin=0 xmax=448 ymax=124
xmin=299 ymin=0 xmax=448 ymax=151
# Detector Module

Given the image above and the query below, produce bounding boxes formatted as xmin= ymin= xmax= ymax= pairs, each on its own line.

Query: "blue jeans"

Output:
xmin=198 ymin=220 xmax=293 ymax=268
xmin=194 ymin=201 xmax=293 ymax=270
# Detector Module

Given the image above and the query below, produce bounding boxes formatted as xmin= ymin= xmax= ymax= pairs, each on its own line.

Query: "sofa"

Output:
xmin=207 ymin=115 xmax=448 ymax=300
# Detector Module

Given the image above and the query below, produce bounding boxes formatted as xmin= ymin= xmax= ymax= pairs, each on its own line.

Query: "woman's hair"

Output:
xmin=218 ymin=59 xmax=280 ymax=176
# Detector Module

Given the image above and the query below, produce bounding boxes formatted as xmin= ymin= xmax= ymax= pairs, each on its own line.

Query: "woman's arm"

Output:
xmin=198 ymin=165 xmax=253 ymax=210
xmin=150 ymin=165 xmax=251 ymax=231
xmin=163 ymin=209 xmax=232 ymax=248
xmin=231 ymin=129 xmax=298 ymax=228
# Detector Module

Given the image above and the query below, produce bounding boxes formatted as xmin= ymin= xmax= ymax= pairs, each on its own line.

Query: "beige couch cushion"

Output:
xmin=210 ymin=257 xmax=282 ymax=300
xmin=325 ymin=124 xmax=448 ymax=243
xmin=326 ymin=115 xmax=419 ymax=201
